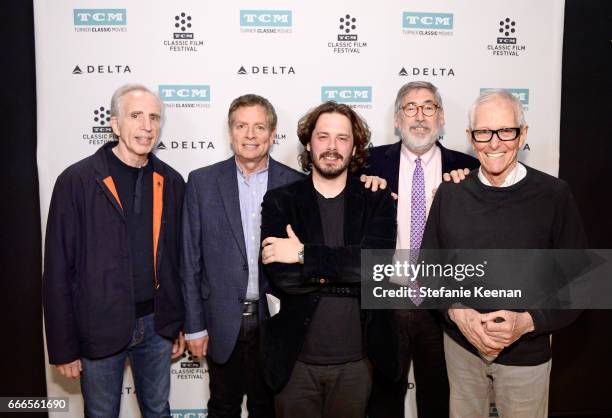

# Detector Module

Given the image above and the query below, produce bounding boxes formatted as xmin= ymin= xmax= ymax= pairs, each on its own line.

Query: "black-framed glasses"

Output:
xmin=470 ymin=127 xmax=521 ymax=142
xmin=400 ymin=103 xmax=440 ymax=118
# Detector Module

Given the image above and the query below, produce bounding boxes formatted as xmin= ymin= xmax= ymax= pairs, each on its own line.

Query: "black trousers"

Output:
xmin=275 ymin=359 xmax=371 ymax=418
xmin=207 ymin=314 xmax=274 ymax=418
xmin=367 ymin=310 xmax=449 ymax=418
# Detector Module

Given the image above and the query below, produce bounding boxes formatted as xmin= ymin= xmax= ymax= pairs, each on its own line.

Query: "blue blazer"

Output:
xmin=181 ymin=156 xmax=303 ymax=364
xmin=364 ymin=141 xmax=480 ymax=194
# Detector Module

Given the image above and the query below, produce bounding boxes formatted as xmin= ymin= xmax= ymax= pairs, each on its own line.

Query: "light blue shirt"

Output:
xmin=236 ymin=158 xmax=269 ymax=300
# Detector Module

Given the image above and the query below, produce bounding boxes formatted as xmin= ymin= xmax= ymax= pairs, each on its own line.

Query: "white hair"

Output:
xmin=468 ymin=89 xmax=525 ymax=129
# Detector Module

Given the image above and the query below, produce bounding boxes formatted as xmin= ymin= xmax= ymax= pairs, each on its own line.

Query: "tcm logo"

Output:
xmin=321 ymin=86 xmax=372 ymax=103
xmin=171 ymin=409 xmax=207 ymax=418
xmin=480 ymin=88 xmax=529 ymax=107
xmin=73 ymin=9 xmax=127 ymax=25
xmin=403 ymin=12 xmax=453 ymax=29
xmin=240 ymin=10 xmax=292 ymax=27
xmin=159 ymin=85 xmax=210 ymax=102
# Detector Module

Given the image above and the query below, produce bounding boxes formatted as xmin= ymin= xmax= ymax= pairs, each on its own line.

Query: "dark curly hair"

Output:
xmin=297 ymin=101 xmax=370 ymax=173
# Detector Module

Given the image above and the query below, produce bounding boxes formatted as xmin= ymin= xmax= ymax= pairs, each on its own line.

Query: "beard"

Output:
xmin=400 ymin=123 xmax=441 ymax=154
xmin=311 ymin=151 xmax=351 ymax=179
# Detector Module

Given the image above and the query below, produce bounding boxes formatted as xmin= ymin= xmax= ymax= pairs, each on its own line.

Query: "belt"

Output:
xmin=241 ymin=300 xmax=258 ymax=316
xmin=317 ymin=286 xmax=360 ymax=297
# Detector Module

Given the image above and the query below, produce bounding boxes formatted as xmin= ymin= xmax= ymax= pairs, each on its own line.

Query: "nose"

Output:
xmin=489 ymin=135 xmax=501 ymax=149
xmin=246 ymin=125 xmax=256 ymax=138
xmin=327 ymin=137 xmax=337 ymax=150
xmin=415 ymin=107 xmax=425 ymax=122
xmin=142 ymin=116 xmax=152 ymax=132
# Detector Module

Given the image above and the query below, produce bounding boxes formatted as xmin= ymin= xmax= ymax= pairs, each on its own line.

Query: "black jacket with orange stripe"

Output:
xmin=43 ymin=141 xmax=185 ymax=364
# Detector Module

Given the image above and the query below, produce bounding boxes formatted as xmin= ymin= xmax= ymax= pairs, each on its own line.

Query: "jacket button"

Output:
xmin=243 ymin=264 xmax=248 ymax=271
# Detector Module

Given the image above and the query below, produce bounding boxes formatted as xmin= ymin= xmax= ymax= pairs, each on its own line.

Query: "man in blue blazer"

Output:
xmin=181 ymin=94 xmax=303 ymax=417
xmin=364 ymin=81 xmax=479 ymax=418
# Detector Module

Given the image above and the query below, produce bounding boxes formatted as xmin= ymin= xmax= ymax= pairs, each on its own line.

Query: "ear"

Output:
xmin=269 ymin=129 xmax=276 ymax=145
xmin=306 ymin=143 xmax=310 ymax=152
xmin=438 ymin=108 xmax=445 ymax=128
xmin=518 ymin=125 xmax=528 ymax=148
xmin=111 ymin=116 xmax=121 ymax=137
xmin=467 ymin=129 xmax=476 ymax=152
xmin=352 ymin=145 xmax=356 ymax=157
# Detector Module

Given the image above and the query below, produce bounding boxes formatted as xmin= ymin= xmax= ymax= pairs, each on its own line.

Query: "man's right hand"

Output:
xmin=448 ymin=308 xmax=504 ymax=357
xmin=56 ymin=359 xmax=82 ymax=379
xmin=186 ymin=335 xmax=209 ymax=358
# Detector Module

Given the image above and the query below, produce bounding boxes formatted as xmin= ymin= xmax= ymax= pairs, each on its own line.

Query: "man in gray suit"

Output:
xmin=181 ymin=94 xmax=302 ymax=417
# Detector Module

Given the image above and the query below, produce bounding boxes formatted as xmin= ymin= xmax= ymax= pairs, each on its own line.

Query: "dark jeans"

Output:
xmin=207 ymin=314 xmax=274 ymax=418
xmin=367 ymin=310 xmax=449 ymax=418
xmin=80 ymin=313 xmax=172 ymax=418
xmin=275 ymin=359 xmax=371 ymax=418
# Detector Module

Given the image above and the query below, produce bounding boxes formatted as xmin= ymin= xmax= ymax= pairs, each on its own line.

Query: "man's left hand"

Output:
xmin=172 ymin=332 xmax=186 ymax=359
xmin=360 ymin=174 xmax=388 ymax=192
xmin=262 ymin=225 xmax=303 ymax=264
xmin=481 ymin=310 xmax=535 ymax=347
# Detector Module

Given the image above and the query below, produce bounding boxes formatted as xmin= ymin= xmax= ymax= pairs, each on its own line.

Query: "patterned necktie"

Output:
xmin=409 ymin=157 xmax=425 ymax=306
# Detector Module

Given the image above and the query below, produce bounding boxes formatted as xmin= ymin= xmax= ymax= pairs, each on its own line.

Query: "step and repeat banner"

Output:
xmin=34 ymin=1 xmax=565 ymax=417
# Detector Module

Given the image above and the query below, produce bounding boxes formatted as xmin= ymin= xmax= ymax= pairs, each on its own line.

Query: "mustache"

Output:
xmin=409 ymin=123 xmax=430 ymax=130
xmin=319 ymin=151 xmax=343 ymax=160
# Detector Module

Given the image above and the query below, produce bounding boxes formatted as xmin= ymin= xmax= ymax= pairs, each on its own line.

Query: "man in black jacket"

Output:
xmin=260 ymin=101 xmax=398 ymax=418
xmin=43 ymin=84 xmax=185 ymax=418
xmin=364 ymin=81 xmax=479 ymax=418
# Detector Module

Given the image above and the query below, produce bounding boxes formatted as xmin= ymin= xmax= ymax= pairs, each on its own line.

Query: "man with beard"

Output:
xmin=364 ymin=81 xmax=479 ymax=418
xmin=259 ymin=101 xmax=398 ymax=418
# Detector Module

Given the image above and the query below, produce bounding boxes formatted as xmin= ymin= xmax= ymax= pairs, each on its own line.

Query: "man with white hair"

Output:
xmin=421 ymin=89 xmax=587 ymax=417
xmin=43 ymin=83 xmax=185 ymax=417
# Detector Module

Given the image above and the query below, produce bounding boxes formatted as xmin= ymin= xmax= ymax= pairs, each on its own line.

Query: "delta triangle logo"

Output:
xmin=157 ymin=141 xmax=167 ymax=150
xmin=237 ymin=66 xmax=247 ymax=75
xmin=399 ymin=67 xmax=408 ymax=76
xmin=73 ymin=65 xmax=83 ymax=74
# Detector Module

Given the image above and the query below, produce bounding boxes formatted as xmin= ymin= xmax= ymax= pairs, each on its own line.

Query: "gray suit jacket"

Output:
xmin=181 ymin=156 xmax=303 ymax=364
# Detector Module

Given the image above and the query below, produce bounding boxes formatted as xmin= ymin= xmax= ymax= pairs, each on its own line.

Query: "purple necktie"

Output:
xmin=409 ymin=157 xmax=425 ymax=306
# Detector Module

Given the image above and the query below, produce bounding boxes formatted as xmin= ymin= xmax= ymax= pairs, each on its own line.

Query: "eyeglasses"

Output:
xmin=470 ymin=127 xmax=521 ymax=143
xmin=400 ymin=103 xmax=440 ymax=118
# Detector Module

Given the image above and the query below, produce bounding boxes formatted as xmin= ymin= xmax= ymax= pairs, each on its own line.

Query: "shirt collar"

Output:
xmin=235 ymin=155 xmax=270 ymax=180
xmin=401 ymin=142 xmax=438 ymax=167
xmin=478 ymin=162 xmax=526 ymax=187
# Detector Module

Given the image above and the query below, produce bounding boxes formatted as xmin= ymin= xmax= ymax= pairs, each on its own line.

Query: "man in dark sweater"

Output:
xmin=422 ymin=89 xmax=587 ymax=418
xmin=260 ymin=101 xmax=398 ymax=418
xmin=43 ymin=84 xmax=185 ymax=417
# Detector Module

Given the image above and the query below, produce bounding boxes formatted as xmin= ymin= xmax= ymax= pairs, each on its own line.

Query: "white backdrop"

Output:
xmin=34 ymin=1 xmax=565 ymax=417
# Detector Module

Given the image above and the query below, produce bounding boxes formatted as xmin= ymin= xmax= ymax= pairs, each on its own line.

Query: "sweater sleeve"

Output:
xmin=527 ymin=183 xmax=588 ymax=335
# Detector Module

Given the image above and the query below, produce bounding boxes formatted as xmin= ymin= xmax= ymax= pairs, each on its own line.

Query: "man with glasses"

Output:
xmin=421 ymin=89 xmax=587 ymax=417
xmin=365 ymin=81 xmax=479 ymax=418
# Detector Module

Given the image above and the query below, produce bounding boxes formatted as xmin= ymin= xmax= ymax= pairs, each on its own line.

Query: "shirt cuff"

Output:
xmin=184 ymin=330 xmax=208 ymax=340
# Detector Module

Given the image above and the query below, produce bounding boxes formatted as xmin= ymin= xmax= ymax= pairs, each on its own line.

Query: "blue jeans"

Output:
xmin=80 ymin=313 xmax=172 ymax=418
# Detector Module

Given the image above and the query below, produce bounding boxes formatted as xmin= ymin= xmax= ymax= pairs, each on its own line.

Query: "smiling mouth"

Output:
xmin=320 ymin=152 xmax=342 ymax=162
xmin=485 ymin=152 xmax=505 ymax=159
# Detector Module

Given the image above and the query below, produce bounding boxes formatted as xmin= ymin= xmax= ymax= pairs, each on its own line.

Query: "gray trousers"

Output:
xmin=275 ymin=359 xmax=372 ymax=418
xmin=444 ymin=332 xmax=551 ymax=418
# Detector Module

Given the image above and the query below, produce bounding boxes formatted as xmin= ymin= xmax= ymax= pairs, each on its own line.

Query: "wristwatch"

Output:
xmin=298 ymin=246 xmax=304 ymax=264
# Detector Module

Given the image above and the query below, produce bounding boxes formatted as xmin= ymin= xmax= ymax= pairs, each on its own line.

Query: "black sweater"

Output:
xmin=422 ymin=164 xmax=587 ymax=366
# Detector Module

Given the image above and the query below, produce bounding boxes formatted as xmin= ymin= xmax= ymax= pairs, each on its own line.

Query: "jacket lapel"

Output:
xmin=295 ymin=177 xmax=324 ymax=245
xmin=217 ymin=158 xmax=248 ymax=262
xmin=384 ymin=142 xmax=401 ymax=195
xmin=267 ymin=157 xmax=285 ymax=192
xmin=344 ymin=176 xmax=366 ymax=245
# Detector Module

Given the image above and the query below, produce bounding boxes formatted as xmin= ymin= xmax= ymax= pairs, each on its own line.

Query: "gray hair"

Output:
xmin=468 ymin=89 xmax=525 ymax=129
xmin=394 ymin=81 xmax=444 ymax=114
xmin=110 ymin=83 xmax=164 ymax=120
